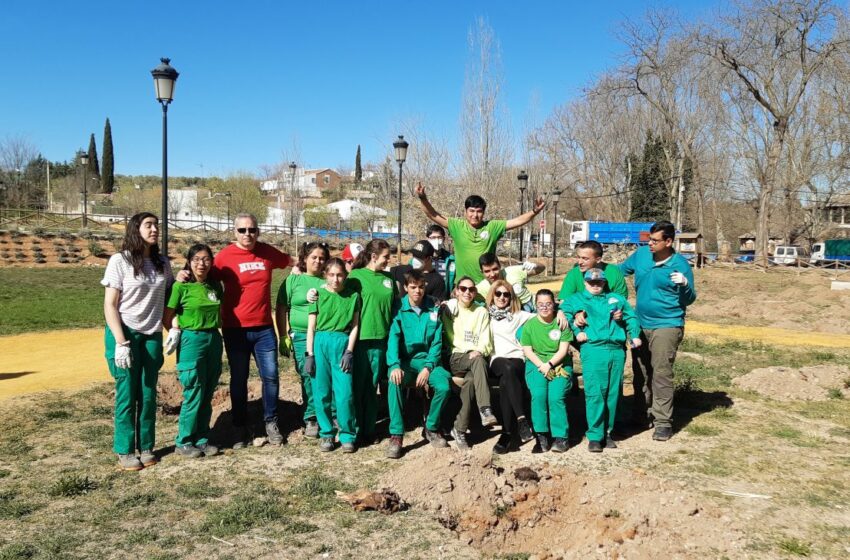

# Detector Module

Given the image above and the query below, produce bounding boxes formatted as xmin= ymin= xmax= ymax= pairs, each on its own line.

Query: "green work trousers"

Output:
xmin=353 ymin=339 xmax=386 ymax=440
xmin=449 ymin=351 xmax=492 ymax=432
xmin=292 ymin=330 xmax=334 ymax=423
xmin=175 ymin=329 xmax=223 ymax=447
xmin=580 ymin=343 xmax=625 ymax=442
xmin=632 ymin=327 xmax=684 ymax=428
xmin=525 ymin=362 xmax=571 ymax=439
xmin=312 ymin=331 xmax=356 ymax=443
xmin=388 ymin=360 xmax=452 ymax=436
xmin=104 ymin=326 xmax=163 ymax=455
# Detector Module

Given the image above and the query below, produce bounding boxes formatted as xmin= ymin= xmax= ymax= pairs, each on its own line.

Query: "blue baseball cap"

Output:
xmin=584 ymin=268 xmax=606 ymax=282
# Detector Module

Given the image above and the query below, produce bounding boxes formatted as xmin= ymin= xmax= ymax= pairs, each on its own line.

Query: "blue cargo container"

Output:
xmin=569 ymin=221 xmax=654 ymax=248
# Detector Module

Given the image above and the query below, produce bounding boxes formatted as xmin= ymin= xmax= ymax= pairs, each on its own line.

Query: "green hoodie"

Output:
xmin=560 ymin=290 xmax=640 ymax=346
xmin=386 ymin=295 xmax=443 ymax=372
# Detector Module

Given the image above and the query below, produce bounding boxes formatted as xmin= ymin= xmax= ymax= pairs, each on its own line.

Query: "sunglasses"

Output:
xmin=457 ymin=285 xmax=477 ymax=294
xmin=494 ymin=290 xmax=511 ymax=298
xmin=236 ymin=227 xmax=259 ymax=234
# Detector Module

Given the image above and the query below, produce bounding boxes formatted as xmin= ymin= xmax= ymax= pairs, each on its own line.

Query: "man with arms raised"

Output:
xmin=415 ymin=182 xmax=545 ymax=284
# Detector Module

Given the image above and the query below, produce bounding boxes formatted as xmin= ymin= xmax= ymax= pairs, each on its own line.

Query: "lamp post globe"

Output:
xmin=393 ymin=135 xmax=409 ymax=257
xmin=517 ymin=170 xmax=528 ymax=261
xmin=150 ymin=57 xmax=179 ymax=256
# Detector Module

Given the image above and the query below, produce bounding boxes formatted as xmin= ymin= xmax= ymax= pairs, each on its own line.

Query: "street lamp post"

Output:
xmin=79 ymin=151 xmax=89 ymax=228
xmin=393 ymin=135 xmax=409 ymax=257
xmin=551 ymin=189 xmax=561 ymax=276
xmin=289 ymin=161 xmax=297 ymax=243
xmin=517 ymin=170 xmax=528 ymax=262
xmin=151 ymin=57 xmax=179 ymax=256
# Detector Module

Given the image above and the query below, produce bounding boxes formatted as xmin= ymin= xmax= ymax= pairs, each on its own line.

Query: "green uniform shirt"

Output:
xmin=557 ymin=262 xmax=628 ymax=301
xmin=386 ymin=295 xmax=443 ymax=372
xmin=309 ymin=287 xmax=361 ymax=333
xmin=559 ymin=290 xmax=640 ymax=345
xmin=277 ymin=273 xmax=326 ymax=333
xmin=346 ymin=267 xmax=397 ymax=340
xmin=166 ymin=280 xmax=223 ymax=331
xmin=447 ymin=217 xmax=507 ymax=284
xmin=520 ymin=316 xmax=573 ymax=363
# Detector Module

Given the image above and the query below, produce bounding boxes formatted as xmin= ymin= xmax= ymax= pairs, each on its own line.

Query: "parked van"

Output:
xmin=771 ymin=245 xmax=809 ymax=265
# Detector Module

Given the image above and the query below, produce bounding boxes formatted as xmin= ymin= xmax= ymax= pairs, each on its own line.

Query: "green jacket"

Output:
xmin=560 ymin=290 xmax=640 ymax=346
xmin=386 ymin=295 xmax=443 ymax=372
xmin=557 ymin=262 xmax=628 ymax=301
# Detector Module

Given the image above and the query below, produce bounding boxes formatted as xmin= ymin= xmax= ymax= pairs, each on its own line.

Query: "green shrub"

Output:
xmin=48 ymin=474 xmax=97 ymax=497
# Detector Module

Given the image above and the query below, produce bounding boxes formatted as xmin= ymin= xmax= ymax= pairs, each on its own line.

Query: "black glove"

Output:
xmin=340 ymin=350 xmax=354 ymax=373
xmin=303 ymin=354 xmax=316 ymax=376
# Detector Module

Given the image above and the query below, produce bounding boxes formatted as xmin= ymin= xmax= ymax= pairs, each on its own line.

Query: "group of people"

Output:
xmin=102 ymin=184 xmax=696 ymax=470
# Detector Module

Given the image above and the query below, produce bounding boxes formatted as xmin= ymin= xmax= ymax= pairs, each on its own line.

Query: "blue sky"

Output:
xmin=1 ymin=1 xmax=710 ymax=177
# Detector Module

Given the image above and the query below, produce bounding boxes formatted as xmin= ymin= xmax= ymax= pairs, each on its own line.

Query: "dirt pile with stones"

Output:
xmin=732 ymin=365 xmax=850 ymax=401
xmin=381 ymin=450 xmax=746 ymax=559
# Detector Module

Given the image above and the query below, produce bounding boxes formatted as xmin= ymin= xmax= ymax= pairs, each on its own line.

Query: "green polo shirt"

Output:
xmin=346 ymin=267 xmax=397 ymax=340
xmin=309 ymin=287 xmax=360 ymax=333
xmin=520 ymin=316 xmax=573 ymax=364
xmin=166 ymin=280 xmax=223 ymax=331
xmin=447 ymin=217 xmax=507 ymax=283
xmin=277 ymin=273 xmax=326 ymax=333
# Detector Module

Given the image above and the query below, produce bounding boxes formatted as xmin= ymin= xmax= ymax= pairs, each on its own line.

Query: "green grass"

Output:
xmin=0 ymin=268 xmax=106 ymax=334
xmin=685 ymin=423 xmax=721 ymax=437
xmin=47 ymin=474 xmax=98 ymax=497
xmin=777 ymin=537 xmax=812 ymax=556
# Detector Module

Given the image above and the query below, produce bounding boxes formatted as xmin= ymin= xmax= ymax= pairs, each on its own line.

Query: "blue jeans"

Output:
xmin=223 ymin=326 xmax=279 ymax=425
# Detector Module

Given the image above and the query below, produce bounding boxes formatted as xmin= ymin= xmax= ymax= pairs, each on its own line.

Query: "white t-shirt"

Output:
xmin=101 ymin=252 xmax=173 ymax=335
xmin=490 ymin=309 xmax=535 ymax=361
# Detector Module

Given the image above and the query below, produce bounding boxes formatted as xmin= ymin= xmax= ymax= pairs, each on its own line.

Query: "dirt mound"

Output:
xmin=380 ymin=450 xmax=745 ymax=559
xmin=732 ymin=365 xmax=850 ymax=401
xmin=157 ymin=373 xmax=264 ymax=421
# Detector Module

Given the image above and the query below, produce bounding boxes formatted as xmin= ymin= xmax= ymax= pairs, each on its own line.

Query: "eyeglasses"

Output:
xmin=494 ymin=290 xmax=511 ymax=298
xmin=428 ymin=236 xmax=444 ymax=241
xmin=648 ymin=237 xmax=667 ymax=245
xmin=236 ymin=227 xmax=259 ymax=234
xmin=457 ymin=285 xmax=477 ymax=294
xmin=191 ymin=257 xmax=212 ymax=264
xmin=537 ymin=302 xmax=554 ymax=309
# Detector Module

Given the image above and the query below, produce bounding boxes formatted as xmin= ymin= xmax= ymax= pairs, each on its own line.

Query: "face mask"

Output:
xmin=428 ymin=238 xmax=443 ymax=251
xmin=411 ymin=257 xmax=424 ymax=270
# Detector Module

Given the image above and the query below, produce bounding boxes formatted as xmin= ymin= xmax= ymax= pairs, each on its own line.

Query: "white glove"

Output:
xmin=306 ymin=288 xmax=319 ymax=303
xmin=164 ymin=329 xmax=181 ymax=356
xmin=521 ymin=261 xmax=537 ymax=272
xmin=670 ymin=272 xmax=688 ymax=286
xmin=442 ymin=298 xmax=459 ymax=317
xmin=115 ymin=342 xmax=132 ymax=370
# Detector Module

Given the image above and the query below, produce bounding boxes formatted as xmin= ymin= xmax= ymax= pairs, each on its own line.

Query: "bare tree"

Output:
xmin=459 ymin=16 xmax=514 ymax=205
xmin=701 ymin=0 xmax=846 ymax=264
xmin=0 ymin=134 xmax=40 ymax=207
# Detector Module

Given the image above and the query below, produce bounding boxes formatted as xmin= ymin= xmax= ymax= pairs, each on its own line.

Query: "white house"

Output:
xmin=261 ymin=168 xmax=342 ymax=198
xmin=302 ymin=199 xmax=394 ymax=233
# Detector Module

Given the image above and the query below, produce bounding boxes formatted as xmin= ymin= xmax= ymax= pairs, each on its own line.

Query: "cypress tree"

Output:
xmin=629 ymin=133 xmax=671 ymax=222
xmin=102 ymin=118 xmax=114 ymax=193
xmin=354 ymin=145 xmax=362 ymax=184
xmin=87 ymin=133 xmax=100 ymax=180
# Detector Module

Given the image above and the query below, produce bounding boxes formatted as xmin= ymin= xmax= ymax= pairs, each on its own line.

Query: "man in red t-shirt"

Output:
xmin=215 ymin=213 xmax=292 ymax=447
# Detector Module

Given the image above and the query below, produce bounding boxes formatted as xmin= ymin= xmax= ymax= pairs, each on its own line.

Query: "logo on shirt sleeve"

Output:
xmin=429 ymin=311 xmax=439 ymax=322
xmin=480 ymin=231 xmax=490 ymax=240
xmin=207 ymin=291 xmax=219 ymax=302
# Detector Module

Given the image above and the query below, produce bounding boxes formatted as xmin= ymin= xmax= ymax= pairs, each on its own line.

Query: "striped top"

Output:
xmin=101 ymin=252 xmax=174 ymax=335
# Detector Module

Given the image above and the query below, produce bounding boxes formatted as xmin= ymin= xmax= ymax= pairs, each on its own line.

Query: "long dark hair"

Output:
xmin=182 ymin=244 xmax=214 ymax=283
xmin=352 ymin=239 xmax=390 ymax=270
xmin=298 ymin=241 xmax=330 ymax=274
xmin=121 ymin=212 xmax=165 ymax=277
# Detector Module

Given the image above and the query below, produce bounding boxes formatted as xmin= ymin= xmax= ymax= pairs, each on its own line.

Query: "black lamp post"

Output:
xmin=79 ymin=151 xmax=89 ymax=227
xmin=151 ymin=57 xmax=179 ymax=255
xmin=551 ymin=189 xmax=561 ymax=276
xmin=517 ymin=170 xmax=528 ymax=262
xmin=289 ymin=161 xmax=297 ymax=237
xmin=393 ymin=135 xmax=409 ymax=257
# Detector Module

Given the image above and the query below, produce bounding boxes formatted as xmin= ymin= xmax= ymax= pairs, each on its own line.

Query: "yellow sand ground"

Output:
xmin=1 ymin=279 xmax=847 ymax=401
